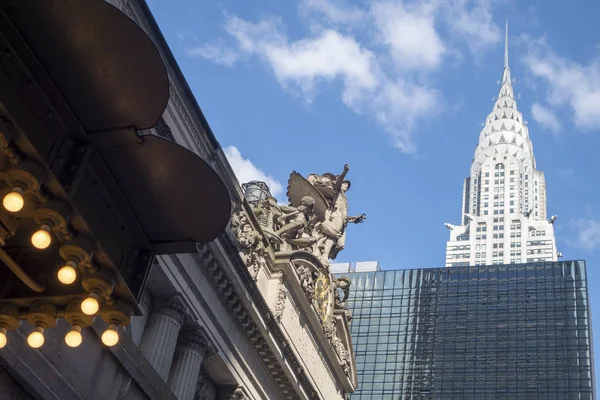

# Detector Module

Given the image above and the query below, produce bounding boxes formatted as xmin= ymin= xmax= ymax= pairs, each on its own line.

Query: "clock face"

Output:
xmin=314 ymin=271 xmax=333 ymax=323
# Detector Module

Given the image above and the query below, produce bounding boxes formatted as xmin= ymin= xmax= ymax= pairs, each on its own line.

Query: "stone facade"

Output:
xmin=0 ymin=1 xmax=357 ymax=399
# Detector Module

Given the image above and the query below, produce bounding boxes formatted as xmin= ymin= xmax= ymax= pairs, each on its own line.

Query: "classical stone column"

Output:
xmin=139 ymin=295 xmax=187 ymax=380
xmin=168 ymin=327 xmax=211 ymax=400
xmin=195 ymin=370 xmax=217 ymax=400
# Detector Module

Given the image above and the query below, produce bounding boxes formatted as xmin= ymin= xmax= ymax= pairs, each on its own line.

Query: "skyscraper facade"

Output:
xmin=344 ymin=261 xmax=595 ymax=399
xmin=445 ymin=25 xmax=558 ymax=267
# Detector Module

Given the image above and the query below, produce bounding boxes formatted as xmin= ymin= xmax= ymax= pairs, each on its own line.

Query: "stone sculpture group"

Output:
xmin=252 ymin=164 xmax=366 ymax=266
xmin=230 ymin=164 xmax=365 ymax=377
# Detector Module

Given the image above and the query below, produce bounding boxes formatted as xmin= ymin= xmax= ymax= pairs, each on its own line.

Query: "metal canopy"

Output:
xmin=90 ymin=131 xmax=231 ymax=254
xmin=1 ymin=0 xmax=169 ymax=132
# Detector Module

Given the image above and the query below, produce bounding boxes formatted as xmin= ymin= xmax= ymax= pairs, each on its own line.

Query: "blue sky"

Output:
xmin=148 ymin=0 xmax=600 ymax=385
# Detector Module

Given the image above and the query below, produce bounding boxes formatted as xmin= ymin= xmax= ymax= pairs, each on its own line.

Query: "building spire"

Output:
xmin=501 ymin=20 xmax=512 ymax=87
xmin=504 ymin=20 xmax=509 ymax=68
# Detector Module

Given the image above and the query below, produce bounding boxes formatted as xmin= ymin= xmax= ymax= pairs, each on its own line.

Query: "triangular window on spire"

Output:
xmin=488 ymin=138 xmax=493 ymax=147
xmin=501 ymin=122 xmax=506 ymax=130
xmin=499 ymin=134 xmax=506 ymax=143
xmin=511 ymin=136 xmax=517 ymax=144
xmin=501 ymin=111 xmax=507 ymax=118
xmin=491 ymin=125 xmax=496 ymax=133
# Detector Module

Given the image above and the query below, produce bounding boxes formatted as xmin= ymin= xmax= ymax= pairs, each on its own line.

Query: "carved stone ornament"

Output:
xmin=153 ymin=295 xmax=188 ymax=326
xmin=322 ymin=317 xmax=351 ymax=376
xmin=231 ymin=389 xmax=247 ymax=400
xmin=333 ymin=335 xmax=351 ymax=376
xmin=334 ymin=276 xmax=351 ymax=309
xmin=273 ymin=286 xmax=287 ymax=322
xmin=231 ymin=205 xmax=267 ymax=280
xmin=195 ymin=370 xmax=217 ymax=400
xmin=177 ymin=327 xmax=211 ymax=357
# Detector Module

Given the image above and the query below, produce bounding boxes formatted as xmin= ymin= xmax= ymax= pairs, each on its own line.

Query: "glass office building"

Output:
xmin=342 ymin=261 xmax=595 ymax=399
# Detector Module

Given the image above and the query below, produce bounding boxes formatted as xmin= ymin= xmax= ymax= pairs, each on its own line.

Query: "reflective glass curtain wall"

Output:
xmin=344 ymin=261 xmax=594 ymax=400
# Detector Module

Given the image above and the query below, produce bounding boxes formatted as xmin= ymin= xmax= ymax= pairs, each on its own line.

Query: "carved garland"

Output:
xmin=230 ymin=206 xmax=267 ymax=281
xmin=273 ymin=286 xmax=287 ymax=322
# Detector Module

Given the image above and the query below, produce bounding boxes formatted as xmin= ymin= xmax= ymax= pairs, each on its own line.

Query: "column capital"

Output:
xmin=195 ymin=370 xmax=217 ymax=400
xmin=152 ymin=294 xmax=188 ymax=326
xmin=177 ymin=326 xmax=211 ymax=357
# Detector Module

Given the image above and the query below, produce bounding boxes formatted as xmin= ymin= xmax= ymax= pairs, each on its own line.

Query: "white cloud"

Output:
xmin=371 ymin=1 xmax=445 ymax=70
xmin=368 ymin=79 xmax=441 ymax=152
xmin=190 ymin=0 xmax=503 ymax=153
xmin=223 ymin=146 xmax=284 ymax=199
xmin=531 ymin=103 xmax=561 ymax=134
xmin=300 ymin=0 xmax=365 ymax=25
xmin=558 ymin=168 xmax=574 ymax=179
xmin=569 ymin=218 xmax=600 ymax=252
xmin=216 ymin=13 xmax=439 ymax=152
xmin=524 ymin=37 xmax=600 ymax=131
xmin=224 ymin=16 xmax=378 ymax=101
xmin=185 ymin=43 xmax=240 ymax=66
xmin=446 ymin=0 xmax=502 ymax=53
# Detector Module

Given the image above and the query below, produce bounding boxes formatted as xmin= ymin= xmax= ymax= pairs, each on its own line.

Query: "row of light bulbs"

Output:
xmin=0 ymin=187 xmax=124 ymax=350
xmin=4 ymin=187 xmax=54 ymax=249
xmin=4 ymin=187 xmax=78 ymax=285
xmin=0 ymin=317 xmax=120 ymax=349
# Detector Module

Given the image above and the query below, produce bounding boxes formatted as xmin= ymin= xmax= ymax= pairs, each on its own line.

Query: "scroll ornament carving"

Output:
xmin=273 ymin=287 xmax=287 ymax=321
xmin=322 ymin=314 xmax=351 ymax=376
xmin=231 ymin=206 xmax=267 ymax=280
xmin=333 ymin=335 xmax=351 ymax=375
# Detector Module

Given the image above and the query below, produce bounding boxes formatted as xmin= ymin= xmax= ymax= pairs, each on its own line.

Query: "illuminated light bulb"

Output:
xmin=101 ymin=324 xmax=119 ymax=347
xmin=57 ymin=261 xmax=77 ymax=285
xmin=31 ymin=225 xmax=52 ymax=249
xmin=64 ymin=325 xmax=82 ymax=348
xmin=27 ymin=327 xmax=44 ymax=348
xmin=80 ymin=293 xmax=99 ymax=316
xmin=2 ymin=187 xmax=24 ymax=212
xmin=0 ymin=327 xmax=7 ymax=349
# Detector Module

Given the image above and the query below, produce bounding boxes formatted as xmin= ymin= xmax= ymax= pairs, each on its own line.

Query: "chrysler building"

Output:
xmin=445 ymin=24 xmax=559 ymax=267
